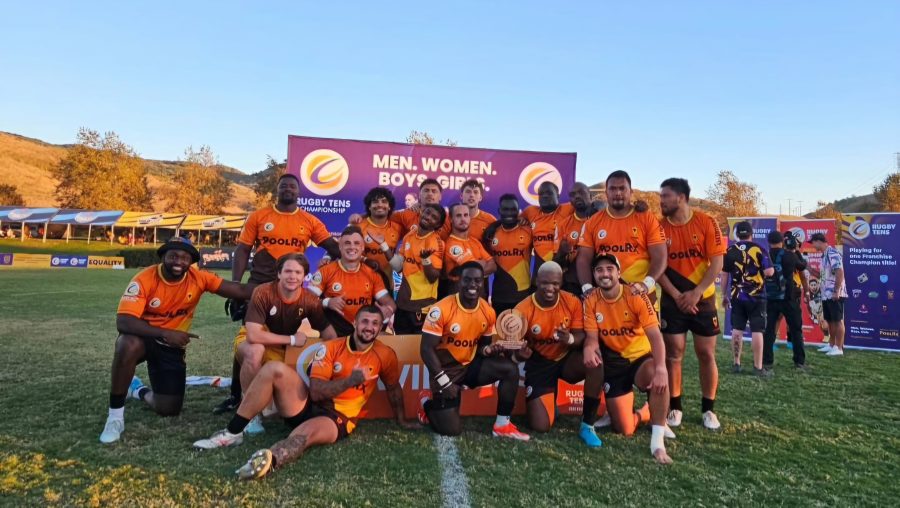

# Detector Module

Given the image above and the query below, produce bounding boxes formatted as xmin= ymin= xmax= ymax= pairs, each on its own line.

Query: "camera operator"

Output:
xmin=762 ymin=231 xmax=808 ymax=371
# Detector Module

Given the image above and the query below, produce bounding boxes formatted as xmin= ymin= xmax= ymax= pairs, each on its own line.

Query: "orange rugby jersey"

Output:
xmin=358 ymin=218 xmax=403 ymax=278
xmin=118 ymin=265 xmax=223 ymax=332
xmin=309 ymin=336 xmax=400 ymax=433
xmin=443 ymin=234 xmax=492 ymax=281
xmin=391 ymin=208 xmax=452 ymax=239
xmin=661 ymin=210 xmax=726 ymax=312
xmin=522 ymin=203 xmax=575 ymax=262
xmin=469 ymin=209 xmax=498 ymax=244
xmin=396 ymin=230 xmax=445 ymax=311
xmin=515 ymin=291 xmax=584 ymax=362
xmin=583 ymin=286 xmax=658 ymax=369
xmin=578 ymin=209 xmax=667 ymax=284
xmin=308 ymin=261 xmax=389 ymax=323
xmin=489 ymin=225 xmax=533 ymax=303
xmin=238 ymin=206 xmax=332 ymax=283
xmin=422 ymin=295 xmax=496 ymax=365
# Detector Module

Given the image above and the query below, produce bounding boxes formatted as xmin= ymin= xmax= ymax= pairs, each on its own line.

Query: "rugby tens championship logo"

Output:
xmin=518 ymin=162 xmax=563 ymax=206
xmin=299 ymin=149 xmax=350 ymax=196
xmin=849 ymin=219 xmax=871 ymax=240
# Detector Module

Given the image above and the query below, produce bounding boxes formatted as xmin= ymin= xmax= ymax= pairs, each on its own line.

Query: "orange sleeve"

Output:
xmin=376 ymin=345 xmax=401 ymax=386
xmin=635 ymin=293 xmax=660 ymax=329
xmin=371 ymin=268 xmax=388 ymax=297
xmin=644 ymin=213 xmax=667 ymax=246
xmin=430 ymin=238 xmax=444 ymax=270
xmin=568 ymin=295 xmax=584 ymax=330
xmin=577 ymin=217 xmax=595 ymax=250
xmin=421 ymin=303 xmax=447 ymax=336
xmin=484 ymin=303 xmax=497 ymax=335
xmin=705 ymin=215 xmax=727 ymax=257
xmin=310 ymin=343 xmax=335 ymax=381
xmin=116 ymin=272 xmax=150 ymax=318
xmin=245 ymin=285 xmax=270 ymax=325
xmin=309 ymin=215 xmax=332 ymax=245
xmin=582 ymin=296 xmax=598 ymax=332
xmin=200 ymin=269 xmax=223 ymax=293
xmin=472 ymin=239 xmax=491 ymax=260
xmin=237 ymin=211 xmax=259 ymax=246
xmin=522 ymin=206 xmax=538 ymax=222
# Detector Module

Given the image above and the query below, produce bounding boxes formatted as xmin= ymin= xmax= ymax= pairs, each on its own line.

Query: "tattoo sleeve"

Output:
xmin=309 ymin=377 xmax=360 ymax=402
xmin=270 ymin=434 xmax=308 ymax=469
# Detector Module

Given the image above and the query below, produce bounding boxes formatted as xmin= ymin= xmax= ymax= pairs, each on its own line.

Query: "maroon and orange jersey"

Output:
xmin=515 ymin=291 xmax=584 ymax=362
xmin=522 ymin=203 xmax=575 ymax=262
xmin=309 ymin=336 xmax=400 ymax=433
xmin=245 ymin=281 xmax=329 ymax=335
xmin=578 ymin=209 xmax=667 ymax=284
xmin=308 ymin=261 xmax=389 ymax=323
xmin=118 ymin=265 xmax=222 ymax=332
xmin=488 ymin=225 xmax=533 ymax=303
xmin=396 ymin=230 xmax=445 ymax=311
xmin=422 ymin=295 xmax=496 ymax=365
xmin=443 ymin=234 xmax=492 ymax=281
xmin=238 ymin=206 xmax=332 ymax=283
xmin=583 ymin=286 xmax=658 ymax=369
xmin=358 ymin=218 xmax=403 ymax=278
xmin=660 ymin=210 xmax=726 ymax=310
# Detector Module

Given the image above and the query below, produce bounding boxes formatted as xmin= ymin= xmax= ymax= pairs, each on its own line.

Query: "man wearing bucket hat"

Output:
xmin=99 ymin=236 xmax=253 ymax=444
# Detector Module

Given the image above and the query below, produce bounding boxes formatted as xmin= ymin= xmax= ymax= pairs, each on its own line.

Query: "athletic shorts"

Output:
xmin=324 ymin=309 xmax=354 ymax=337
xmin=660 ymin=307 xmax=721 ymax=337
xmin=232 ymin=326 xmax=286 ymax=364
xmin=428 ymin=350 xmax=486 ymax=408
xmin=524 ymin=351 xmax=582 ymax=401
xmin=730 ymin=299 xmax=766 ymax=333
xmin=284 ymin=402 xmax=350 ymax=440
xmin=137 ymin=335 xmax=186 ymax=397
xmin=602 ymin=355 xmax=651 ymax=399
xmin=822 ymin=298 xmax=845 ymax=322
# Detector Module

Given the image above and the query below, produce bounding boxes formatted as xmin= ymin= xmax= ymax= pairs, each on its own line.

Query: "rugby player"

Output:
xmin=216 ymin=173 xmax=340 ymax=414
xmin=193 ymin=306 xmax=416 ymax=479
xmin=515 ymin=261 xmax=604 ymax=447
xmin=389 ymin=203 xmax=446 ymax=333
xmin=309 ymin=226 xmax=396 ymax=336
xmin=577 ymin=170 xmax=667 ymax=299
xmin=657 ymin=178 xmax=726 ymax=430
xmin=522 ymin=181 xmax=574 ymax=276
xmin=484 ymin=194 xmax=534 ymax=314
xmin=583 ymin=254 xmax=673 ymax=465
xmin=553 ymin=182 xmax=601 ymax=297
xmin=356 ymin=187 xmax=404 ymax=286
xmin=99 ymin=237 xmax=252 ymax=444
xmin=460 ymin=179 xmax=497 ymax=242
xmin=351 ymin=179 xmax=451 ymax=239
xmin=238 ymin=253 xmax=338 ymax=434
xmin=419 ymin=262 xmax=529 ymax=440
xmin=442 ymin=203 xmax=496 ymax=296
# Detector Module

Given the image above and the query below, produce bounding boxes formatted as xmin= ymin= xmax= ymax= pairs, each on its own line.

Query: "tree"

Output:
xmin=252 ymin=155 xmax=286 ymax=208
xmin=873 ymin=172 xmax=900 ymax=212
xmin=705 ymin=170 xmax=762 ymax=217
xmin=406 ymin=130 xmax=458 ymax=147
xmin=52 ymin=128 xmax=152 ymax=210
xmin=167 ymin=145 xmax=233 ymax=214
xmin=0 ymin=184 xmax=25 ymax=206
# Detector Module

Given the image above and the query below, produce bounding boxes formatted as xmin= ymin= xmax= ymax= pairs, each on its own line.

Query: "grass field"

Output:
xmin=1 ymin=269 xmax=899 ymax=507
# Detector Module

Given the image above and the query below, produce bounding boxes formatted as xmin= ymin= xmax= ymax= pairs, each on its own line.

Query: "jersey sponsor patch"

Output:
xmin=125 ymin=281 xmax=140 ymax=297
xmin=450 ymin=323 xmax=461 ymax=334
xmin=332 ymin=283 xmax=343 ymax=292
xmin=314 ymin=346 xmax=327 ymax=361
xmin=149 ymin=298 xmax=161 ymax=308
xmin=599 ymin=229 xmax=607 ymax=239
xmin=333 ymin=362 xmax=343 ymax=373
xmin=595 ymin=312 xmax=604 ymax=323
xmin=269 ymin=305 xmax=277 ymax=316
xmin=312 ymin=272 xmax=323 ymax=284
xmin=450 ymin=245 xmax=463 ymax=256
xmin=427 ymin=307 xmax=442 ymax=321
xmin=264 ymin=222 xmax=275 ymax=232
xmin=531 ymin=324 xmax=541 ymax=334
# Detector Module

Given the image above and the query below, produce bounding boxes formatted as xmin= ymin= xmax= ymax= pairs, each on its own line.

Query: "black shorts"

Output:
xmin=730 ymin=299 xmax=766 ymax=333
xmin=524 ymin=351 xmax=582 ymax=400
xmin=603 ymin=355 xmax=651 ymax=399
xmin=394 ymin=308 xmax=426 ymax=334
xmin=284 ymin=402 xmax=350 ymax=440
xmin=428 ymin=351 xmax=487 ymax=409
xmin=660 ymin=307 xmax=721 ymax=337
xmin=138 ymin=335 xmax=186 ymax=397
xmin=822 ymin=298 xmax=845 ymax=322
xmin=324 ymin=309 xmax=354 ymax=337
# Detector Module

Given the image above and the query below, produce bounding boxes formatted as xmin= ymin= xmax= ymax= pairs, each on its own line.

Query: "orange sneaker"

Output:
xmin=492 ymin=422 xmax=530 ymax=441
xmin=417 ymin=390 xmax=431 ymax=426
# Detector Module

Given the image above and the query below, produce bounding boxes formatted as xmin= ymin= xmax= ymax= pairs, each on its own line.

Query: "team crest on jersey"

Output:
xmin=595 ymin=312 xmax=604 ymax=323
xmin=269 ymin=306 xmax=277 ymax=316
xmin=569 ymin=231 xmax=579 ymax=240
xmin=450 ymin=323 xmax=461 ymax=334
xmin=264 ymin=222 xmax=275 ymax=232
xmin=692 ymin=234 xmax=699 ymax=244
xmin=450 ymin=245 xmax=463 ymax=256
xmin=531 ymin=324 xmax=541 ymax=335
xmin=631 ymin=227 xmax=639 ymax=237
xmin=187 ymin=292 xmax=194 ymax=301
xmin=333 ymin=362 xmax=342 ymax=373
xmin=666 ymin=238 xmax=673 ymax=246
xmin=365 ymin=234 xmax=373 ymax=243
xmin=598 ymin=229 xmax=607 ymax=239
xmin=405 ymin=242 xmax=411 ymax=250
xmin=427 ymin=307 xmax=442 ymax=321
xmin=332 ymin=283 xmax=343 ymax=292
xmin=125 ymin=282 xmax=140 ymax=297
xmin=312 ymin=272 xmax=323 ymax=284
xmin=530 ymin=222 xmax=536 ymax=229
xmin=738 ymin=244 xmax=747 ymax=250
xmin=298 ymin=308 xmax=304 ymax=317
xmin=491 ymin=238 xmax=499 ymax=247
xmin=149 ymin=298 xmax=161 ymax=308
xmin=314 ymin=347 xmax=326 ymax=361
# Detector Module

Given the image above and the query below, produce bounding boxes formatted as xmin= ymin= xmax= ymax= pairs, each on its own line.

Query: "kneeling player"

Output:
xmin=193 ymin=306 xmax=416 ymax=479
xmin=583 ymin=254 xmax=673 ymax=465
xmin=419 ymin=262 xmax=528 ymax=440
xmin=515 ymin=261 xmax=604 ymax=448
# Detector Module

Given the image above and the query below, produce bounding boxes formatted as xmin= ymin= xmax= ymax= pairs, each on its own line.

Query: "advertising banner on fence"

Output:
xmin=286 ymin=136 xmax=577 ymax=266
xmin=50 ymin=254 xmax=89 ymax=268
xmin=87 ymin=256 xmax=125 ymax=270
xmin=842 ymin=213 xmax=900 ymax=351
xmin=724 ymin=217 xmax=779 ymax=339
xmin=199 ymin=247 xmax=235 ymax=270
xmin=779 ymin=219 xmax=838 ymax=344
xmin=9 ymin=253 xmax=51 ymax=268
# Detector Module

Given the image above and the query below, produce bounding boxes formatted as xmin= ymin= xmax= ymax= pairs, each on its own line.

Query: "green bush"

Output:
xmin=119 ymin=248 xmax=158 ymax=268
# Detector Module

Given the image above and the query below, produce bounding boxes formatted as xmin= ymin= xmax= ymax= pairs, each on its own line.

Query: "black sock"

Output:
xmin=137 ymin=387 xmax=150 ymax=401
xmin=109 ymin=394 xmax=126 ymax=409
xmin=702 ymin=397 xmax=715 ymax=413
xmin=230 ymin=359 xmax=242 ymax=399
xmin=582 ymin=396 xmax=600 ymax=424
xmin=227 ymin=415 xmax=251 ymax=434
xmin=670 ymin=395 xmax=682 ymax=412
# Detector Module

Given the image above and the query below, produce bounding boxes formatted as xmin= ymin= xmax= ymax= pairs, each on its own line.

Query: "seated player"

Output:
xmin=237 ymin=253 xmax=338 ymax=434
xmin=442 ymin=203 xmax=496 ymax=297
xmin=193 ymin=306 xmax=417 ymax=479
xmin=389 ymin=203 xmax=446 ymax=333
xmin=582 ymin=254 xmax=673 ymax=465
xmin=99 ymin=237 xmax=252 ymax=444
xmin=418 ymin=262 xmax=529 ymax=440
xmin=515 ymin=261 xmax=604 ymax=448
xmin=309 ymin=226 xmax=396 ymax=336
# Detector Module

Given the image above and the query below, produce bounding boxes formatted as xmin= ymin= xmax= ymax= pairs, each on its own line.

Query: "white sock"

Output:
xmin=495 ymin=415 xmax=510 ymax=426
xmin=650 ymin=425 xmax=665 ymax=453
xmin=108 ymin=407 xmax=124 ymax=420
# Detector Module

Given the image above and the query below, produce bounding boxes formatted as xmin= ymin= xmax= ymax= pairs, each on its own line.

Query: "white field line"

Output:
xmin=433 ymin=435 xmax=472 ymax=508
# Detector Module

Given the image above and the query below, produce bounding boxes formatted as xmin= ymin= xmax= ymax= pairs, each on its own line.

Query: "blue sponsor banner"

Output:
xmin=842 ymin=213 xmax=900 ymax=351
xmin=50 ymin=254 xmax=89 ymax=268
xmin=723 ymin=217 xmax=779 ymax=339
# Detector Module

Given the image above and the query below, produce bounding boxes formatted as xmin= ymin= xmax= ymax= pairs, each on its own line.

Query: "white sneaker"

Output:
xmin=826 ymin=348 xmax=844 ymax=356
xmin=245 ymin=415 xmax=265 ymax=435
xmin=818 ymin=344 xmax=833 ymax=353
xmin=99 ymin=417 xmax=124 ymax=444
xmin=664 ymin=425 xmax=677 ymax=439
xmin=593 ymin=413 xmax=611 ymax=429
xmin=193 ymin=429 xmax=244 ymax=450
xmin=702 ymin=410 xmax=721 ymax=431
xmin=666 ymin=409 xmax=683 ymax=427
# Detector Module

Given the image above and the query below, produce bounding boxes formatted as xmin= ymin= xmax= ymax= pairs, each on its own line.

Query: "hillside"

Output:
xmin=0 ymin=131 xmax=257 ymax=213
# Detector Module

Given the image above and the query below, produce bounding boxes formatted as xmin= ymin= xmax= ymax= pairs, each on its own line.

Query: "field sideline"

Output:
xmin=1 ymin=269 xmax=898 ymax=507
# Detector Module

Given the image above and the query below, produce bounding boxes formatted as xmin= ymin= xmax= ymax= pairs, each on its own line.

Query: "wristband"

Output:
xmin=379 ymin=241 xmax=390 ymax=252
xmin=422 ymin=257 xmax=433 ymax=266
xmin=435 ymin=371 xmax=451 ymax=389
xmin=643 ymin=276 xmax=656 ymax=291
xmin=581 ymin=283 xmax=593 ymax=293
xmin=323 ymin=298 xmax=331 ymax=308
xmin=567 ymin=333 xmax=575 ymax=345
xmin=290 ymin=334 xmax=296 ymax=347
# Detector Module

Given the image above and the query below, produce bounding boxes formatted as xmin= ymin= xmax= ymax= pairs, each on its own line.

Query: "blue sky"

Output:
xmin=2 ymin=1 xmax=897 ymax=214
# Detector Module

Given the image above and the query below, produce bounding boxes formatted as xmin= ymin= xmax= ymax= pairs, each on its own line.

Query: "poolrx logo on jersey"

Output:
xmin=518 ymin=162 xmax=562 ymax=206
xmin=300 ymin=149 xmax=350 ymax=196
